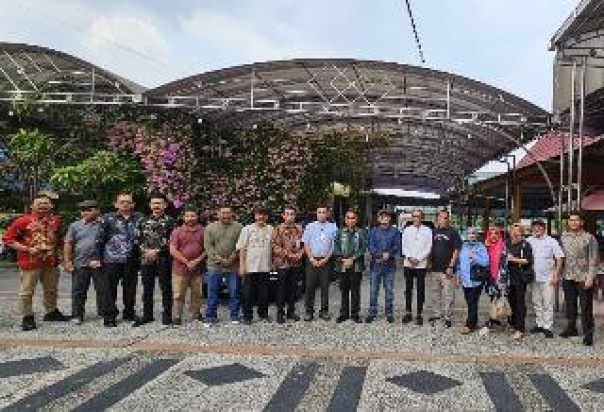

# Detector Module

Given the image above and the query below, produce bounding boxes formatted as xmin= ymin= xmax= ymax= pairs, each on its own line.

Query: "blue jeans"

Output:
xmin=369 ymin=265 xmax=395 ymax=317
xmin=205 ymin=271 xmax=240 ymax=321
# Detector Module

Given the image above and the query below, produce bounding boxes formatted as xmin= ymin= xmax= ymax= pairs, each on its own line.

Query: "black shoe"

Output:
xmin=386 ymin=315 xmax=395 ymax=324
xmin=543 ymin=329 xmax=554 ymax=339
xmin=336 ymin=315 xmax=349 ymax=324
xmin=560 ymin=328 xmax=579 ymax=338
xmin=122 ymin=313 xmax=138 ymax=322
xmin=259 ymin=315 xmax=273 ymax=323
xmin=43 ymin=309 xmax=69 ymax=322
xmin=583 ymin=334 xmax=594 ymax=346
xmin=162 ymin=316 xmax=172 ymax=326
xmin=197 ymin=313 xmax=204 ymax=322
xmin=530 ymin=326 xmax=543 ymax=334
xmin=304 ymin=313 xmax=314 ymax=322
xmin=352 ymin=316 xmax=363 ymax=324
xmin=365 ymin=315 xmax=375 ymax=323
xmin=133 ymin=316 xmax=154 ymax=327
xmin=428 ymin=316 xmax=441 ymax=323
xmin=172 ymin=318 xmax=182 ymax=326
xmin=319 ymin=312 xmax=331 ymax=321
xmin=444 ymin=319 xmax=452 ymax=328
xmin=287 ymin=313 xmax=300 ymax=322
xmin=22 ymin=315 xmax=37 ymax=331
xmin=277 ymin=313 xmax=285 ymax=324
xmin=415 ymin=316 xmax=423 ymax=326
xmin=402 ymin=314 xmax=413 ymax=324
xmin=242 ymin=318 xmax=253 ymax=326
xmin=103 ymin=318 xmax=117 ymax=328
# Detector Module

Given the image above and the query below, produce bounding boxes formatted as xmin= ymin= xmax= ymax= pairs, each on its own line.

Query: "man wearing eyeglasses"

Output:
xmin=91 ymin=192 xmax=144 ymax=327
xmin=401 ymin=209 xmax=433 ymax=326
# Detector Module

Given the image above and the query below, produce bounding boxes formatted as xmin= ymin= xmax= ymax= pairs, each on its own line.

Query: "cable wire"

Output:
xmin=403 ymin=0 xmax=426 ymax=64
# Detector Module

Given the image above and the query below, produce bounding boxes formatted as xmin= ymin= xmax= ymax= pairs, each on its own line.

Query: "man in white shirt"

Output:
xmin=401 ymin=210 xmax=433 ymax=325
xmin=237 ymin=207 xmax=274 ymax=325
xmin=526 ymin=219 xmax=564 ymax=338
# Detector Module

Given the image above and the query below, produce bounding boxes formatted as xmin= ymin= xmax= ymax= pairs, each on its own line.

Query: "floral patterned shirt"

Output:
xmin=272 ymin=223 xmax=304 ymax=269
xmin=94 ymin=212 xmax=144 ymax=264
xmin=560 ymin=230 xmax=599 ymax=282
xmin=138 ymin=214 xmax=176 ymax=264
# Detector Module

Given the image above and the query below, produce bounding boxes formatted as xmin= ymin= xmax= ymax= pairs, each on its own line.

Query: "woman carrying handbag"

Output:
xmin=480 ymin=225 xmax=511 ymax=336
xmin=456 ymin=227 xmax=489 ymax=334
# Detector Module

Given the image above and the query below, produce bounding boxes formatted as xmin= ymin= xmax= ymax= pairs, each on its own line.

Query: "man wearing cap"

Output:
xmin=134 ymin=193 xmax=176 ymax=327
xmin=237 ymin=207 xmax=274 ymax=324
xmin=366 ymin=210 xmax=401 ymax=323
xmin=401 ymin=209 xmax=433 ymax=326
xmin=2 ymin=193 xmax=69 ymax=331
xmin=303 ymin=206 xmax=338 ymax=321
xmin=526 ymin=219 xmax=564 ymax=338
xmin=63 ymin=200 xmax=103 ymax=324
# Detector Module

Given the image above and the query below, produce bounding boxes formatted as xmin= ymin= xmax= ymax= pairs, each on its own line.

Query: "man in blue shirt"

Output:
xmin=302 ymin=206 xmax=337 ymax=321
xmin=366 ymin=210 xmax=401 ymax=323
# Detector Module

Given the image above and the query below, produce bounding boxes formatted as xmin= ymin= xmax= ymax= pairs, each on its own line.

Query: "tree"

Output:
xmin=2 ymin=128 xmax=57 ymax=208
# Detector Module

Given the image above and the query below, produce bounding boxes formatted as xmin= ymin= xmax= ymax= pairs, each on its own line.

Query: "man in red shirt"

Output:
xmin=2 ymin=194 xmax=69 ymax=331
xmin=169 ymin=205 xmax=206 ymax=325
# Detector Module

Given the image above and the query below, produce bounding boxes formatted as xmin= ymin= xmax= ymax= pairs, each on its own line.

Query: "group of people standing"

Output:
xmin=2 ymin=192 xmax=599 ymax=346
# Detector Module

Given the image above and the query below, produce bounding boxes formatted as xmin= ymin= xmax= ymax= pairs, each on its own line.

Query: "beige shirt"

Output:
xmin=237 ymin=224 xmax=273 ymax=273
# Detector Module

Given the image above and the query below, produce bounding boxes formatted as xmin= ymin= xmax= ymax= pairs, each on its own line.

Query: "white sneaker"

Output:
xmin=479 ymin=326 xmax=490 ymax=336
xmin=70 ymin=317 xmax=82 ymax=325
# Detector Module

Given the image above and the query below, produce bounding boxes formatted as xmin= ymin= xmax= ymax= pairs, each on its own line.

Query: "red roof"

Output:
xmin=517 ymin=134 xmax=603 ymax=169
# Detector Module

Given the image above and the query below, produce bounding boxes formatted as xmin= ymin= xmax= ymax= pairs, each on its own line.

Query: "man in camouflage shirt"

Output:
xmin=134 ymin=193 xmax=176 ymax=326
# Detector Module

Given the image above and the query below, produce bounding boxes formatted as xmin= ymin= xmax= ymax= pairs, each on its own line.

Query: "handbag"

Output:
xmin=518 ymin=242 xmax=535 ymax=283
xmin=489 ymin=297 xmax=512 ymax=320
xmin=470 ymin=264 xmax=490 ymax=282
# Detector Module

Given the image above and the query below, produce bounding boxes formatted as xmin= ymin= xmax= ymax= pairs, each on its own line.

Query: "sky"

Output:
xmin=0 ymin=0 xmax=579 ymax=176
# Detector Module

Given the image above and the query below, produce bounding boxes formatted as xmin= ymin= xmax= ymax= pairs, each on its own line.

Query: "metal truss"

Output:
xmin=0 ymin=43 xmax=144 ymax=105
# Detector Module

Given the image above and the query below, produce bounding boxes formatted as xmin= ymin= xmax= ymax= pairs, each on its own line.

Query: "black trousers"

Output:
xmin=463 ymin=285 xmax=482 ymax=329
xmin=305 ymin=262 xmax=331 ymax=314
xmin=140 ymin=255 xmax=173 ymax=319
xmin=507 ymin=281 xmax=528 ymax=332
xmin=241 ymin=272 xmax=269 ymax=320
xmin=404 ymin=268 xmax=426 ymax=315
xmin=339 ymin=269 xmax=362 ymax=318
xmin=71 ymin=267 xmax=102 ymax=318
xmin=563 ymin=279 xmax=595 ymax=336
xmin=101 ymin=261 xmax=139 ymax=320
xmin=276 ymin=266 xmax=300 ymax=315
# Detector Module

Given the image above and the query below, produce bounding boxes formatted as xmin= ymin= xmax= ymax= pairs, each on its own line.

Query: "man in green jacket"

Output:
xmin=333 ymin=210 xmax=367 ymax=323
xmin=203 ymin=206 xmax=243 ymax=326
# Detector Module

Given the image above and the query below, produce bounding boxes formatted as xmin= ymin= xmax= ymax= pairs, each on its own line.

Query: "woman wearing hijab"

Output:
xmin=479 ymin=225 xmax=509 ymax=336
xmin=506 ymin=223 xmax=534 ymax=340
xmin=456 ymin=227 xmax=489 ymax=334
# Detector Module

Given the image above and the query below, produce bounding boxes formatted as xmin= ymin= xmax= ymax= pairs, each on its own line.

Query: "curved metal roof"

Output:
xmin=0 ymin=42 xmax=145 ymax=104
xmin=145 ymin=59 xmax=550 ymax=192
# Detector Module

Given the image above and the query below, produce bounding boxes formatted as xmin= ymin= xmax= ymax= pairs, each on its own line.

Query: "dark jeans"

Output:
xmin=276 ymin=266 xmax=300 ymax=315
xmin=140 ymin=255 xmax=172 ymax=319
xmin=339 ymin=269 xmax=362 ymax=318
xmin=241 ymin=272 xmax=269 ymax=320
xmin=563 ymin=279 xmax=595 ymax=336
xmin=101 ymin=261 xmax=139 ymax=320
xmin=508 ymin=281 xmax=528 ymax=332
xmin=71 ymin=267 xmax=102 ymax=318
xmin=305 ymin=262 xmax=331 ymax=314
xmin=404 ymin=267 xmax=426 ymax=315
xmin=463 ymin=285 xmax=482 ymax=329
xmin=369 ymin=264 xmax=395 ymax=317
